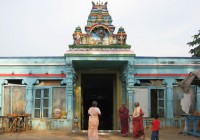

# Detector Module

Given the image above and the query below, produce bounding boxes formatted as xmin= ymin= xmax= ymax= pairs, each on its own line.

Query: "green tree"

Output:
xmin=187 ymin=30 xmax=200 ymax=57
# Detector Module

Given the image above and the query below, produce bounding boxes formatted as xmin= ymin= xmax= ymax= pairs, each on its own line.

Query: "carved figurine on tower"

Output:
xmin=98 ymin=28 xmax=105 ymax=44
xmin=73 ymin=26 xmax=83 ymax=45
xmin=116 ymin=27 xmax=127 ymax=45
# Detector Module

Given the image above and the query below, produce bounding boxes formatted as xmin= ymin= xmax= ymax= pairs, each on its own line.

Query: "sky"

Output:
xmin=0 ymin=0 xmax=200 ymax=57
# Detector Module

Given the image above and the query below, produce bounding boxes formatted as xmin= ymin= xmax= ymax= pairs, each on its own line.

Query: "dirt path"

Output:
xmin=0 ymin=128 xmax=199 ymax=140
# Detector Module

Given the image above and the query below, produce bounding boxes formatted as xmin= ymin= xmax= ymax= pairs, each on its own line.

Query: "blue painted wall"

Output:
xmin=0 ymin=56 xmax=200 ymax=130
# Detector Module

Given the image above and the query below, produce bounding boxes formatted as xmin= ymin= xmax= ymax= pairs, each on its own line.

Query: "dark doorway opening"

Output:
xmin=81 ymin=74 xmax=114 ymax=130
xmin=150 ymin=89 xmax=158 ymax=117
xmin=150 ymin=89 xmax=165 ymax=118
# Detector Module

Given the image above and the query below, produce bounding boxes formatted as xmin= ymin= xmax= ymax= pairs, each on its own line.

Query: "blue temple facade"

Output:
xmin=0 ymin=1 xmax=200 ymax=130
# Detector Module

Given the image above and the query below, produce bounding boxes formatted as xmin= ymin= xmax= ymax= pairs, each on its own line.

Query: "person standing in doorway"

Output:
xmin=118 ymin=103 xmax=129 ymax=137
xmin=88 ymin=101 xmax=101 ymax=140
xmin=151 ymin=114 xmax=160 ymax=140
xmin=132 ymin=102 xmax=145 ymax=139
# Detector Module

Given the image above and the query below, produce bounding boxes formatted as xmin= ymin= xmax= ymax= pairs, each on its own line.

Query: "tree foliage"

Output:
xmin=187 ymin=30 xmax=200 ymax=57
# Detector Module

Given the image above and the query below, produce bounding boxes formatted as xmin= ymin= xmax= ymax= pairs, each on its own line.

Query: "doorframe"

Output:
xmin=74 ymin=70 xmax=122 ymax=130
xmin=149 ymin=87 xmax=166 ymax=118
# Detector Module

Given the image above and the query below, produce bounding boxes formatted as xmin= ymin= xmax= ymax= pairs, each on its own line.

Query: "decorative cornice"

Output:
xmin=64 ymin=53 xmax=135 ymax=57
xmin=68 ymin=44 xmax=131 ymax=49
xmin=65 ymin=48 xmax=135 ymax=57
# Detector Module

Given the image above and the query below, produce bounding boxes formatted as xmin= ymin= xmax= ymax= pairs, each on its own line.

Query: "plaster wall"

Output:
xmin=0 ymin=56 xmax=200 ymax=130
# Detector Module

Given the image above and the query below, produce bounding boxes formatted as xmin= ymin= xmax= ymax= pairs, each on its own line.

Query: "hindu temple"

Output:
xmin=0 ymin=1 xmax=200 ymax=131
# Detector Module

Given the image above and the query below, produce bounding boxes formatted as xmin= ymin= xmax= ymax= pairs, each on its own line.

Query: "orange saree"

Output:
xmin=88 ymin=107 xmax=101 ymax=140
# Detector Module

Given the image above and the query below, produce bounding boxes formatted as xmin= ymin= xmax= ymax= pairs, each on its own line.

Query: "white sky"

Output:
xmin=0 ymin=0 xmax=200 ymax=57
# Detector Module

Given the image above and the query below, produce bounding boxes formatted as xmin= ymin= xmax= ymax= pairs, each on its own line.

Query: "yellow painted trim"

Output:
xmin=75 ymin=71 xmax=82 ymax=129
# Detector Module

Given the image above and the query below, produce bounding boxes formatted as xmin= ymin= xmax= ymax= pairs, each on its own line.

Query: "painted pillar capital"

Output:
xmin=2 ymin=80 xmax=8 ymax=85
xmin=22 ymin=79 xmax=38 ymax=87
xmin=134 ymin=79 xmax=140 ymax=85
xmin=61 ymin=79 xmax=67 ymax=85
xmin=163 ymin=79 xmax=176 ymax=87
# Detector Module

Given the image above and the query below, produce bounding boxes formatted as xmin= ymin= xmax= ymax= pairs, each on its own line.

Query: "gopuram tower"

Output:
xmin=64 ymin=1 xmax=135 ymax=130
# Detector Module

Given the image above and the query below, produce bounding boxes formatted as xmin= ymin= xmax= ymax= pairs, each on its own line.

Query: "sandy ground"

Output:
xmin=0 ymin=127 xmax=199 ymax=140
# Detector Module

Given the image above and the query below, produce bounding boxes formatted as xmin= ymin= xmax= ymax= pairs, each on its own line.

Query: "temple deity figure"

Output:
xmin=117 ymin=33 xmax=126 ymax=45
xmin=73 ymin=33 xmax=82 ymax=45
xmin=98 ymin=28 xmax=105 ymax=44
xmin=73 ymin=26 xmax=83 ymax=45
xmin=116 ymin=27 xmax=127 ymax=45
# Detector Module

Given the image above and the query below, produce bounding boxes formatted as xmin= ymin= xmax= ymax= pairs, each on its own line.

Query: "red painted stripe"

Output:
xmin=134 ymin=74 xmax=189 ymax=77
xmin=0 ymin=73 xmax=66 ymax=78
xmin=0 ymin=73 xmax=188 ymax=77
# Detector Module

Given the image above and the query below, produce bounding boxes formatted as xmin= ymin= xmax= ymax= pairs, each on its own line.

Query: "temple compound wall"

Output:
xmin=0 ymin=56 xmax=200 ymax=130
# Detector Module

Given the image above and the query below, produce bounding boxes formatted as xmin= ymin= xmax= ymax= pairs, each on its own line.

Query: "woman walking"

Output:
xmin=88 ymin=101 xmax=101 ymax=140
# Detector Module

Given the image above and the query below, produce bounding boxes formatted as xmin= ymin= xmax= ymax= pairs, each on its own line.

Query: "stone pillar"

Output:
xmin=196 ymin=87 xmax=200 ymax=112
xmin=125 ymin=61 xmax=135 ymax=133
xmin=64 ymin=60 xmax=76 ymax=129
xmin=165 ymin=79 xmax=175 ymax=119
xmin=22 ymin=79 xmax=37 ymax=114
xmin=126 ymin=60 xmax=135 ymax=114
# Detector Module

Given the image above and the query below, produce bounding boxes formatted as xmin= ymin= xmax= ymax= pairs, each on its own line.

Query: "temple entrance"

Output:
xmin=81 ymin=73 xmax=114 ymax=130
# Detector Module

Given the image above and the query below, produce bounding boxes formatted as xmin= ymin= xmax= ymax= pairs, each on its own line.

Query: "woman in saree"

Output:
xmin=132 ymin=102 xmax=145 ymax=139
xmin=119 ymin=103 xmax=129 ymax=137
xmin=88 ymin=101 xmax=101 ymax=140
